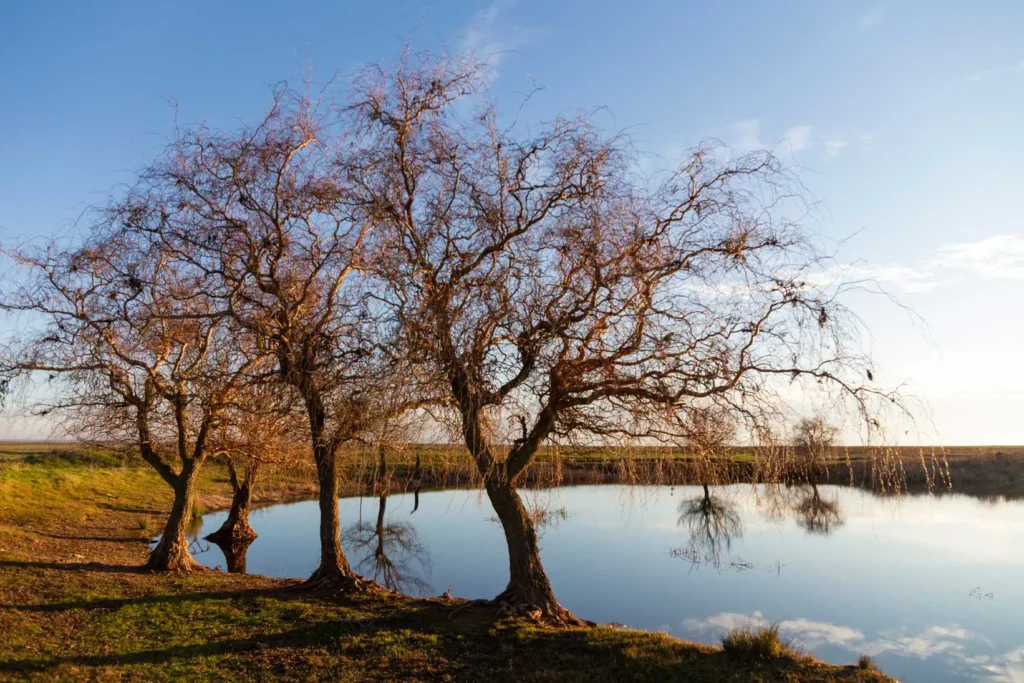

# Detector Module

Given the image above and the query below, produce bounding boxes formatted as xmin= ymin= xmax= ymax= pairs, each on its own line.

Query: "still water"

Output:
xmin=192 ymin=485 xmax=1024 ymax=682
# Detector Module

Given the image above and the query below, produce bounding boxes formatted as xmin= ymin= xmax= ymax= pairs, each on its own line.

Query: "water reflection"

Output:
xmin=340 ymin=493 xmax=432 ymax=593
xmin=793 ymin=484 xmax=844 ymax=536
xmin=754 ymin=483 xmax=845 ymax=536
xmin=211 ymin=535 xmax=255 ymax=573
xmin=191 ymin=484 xmax=1024 ymax=682
xmin=675 ymin=484 xmax=742 ymax=568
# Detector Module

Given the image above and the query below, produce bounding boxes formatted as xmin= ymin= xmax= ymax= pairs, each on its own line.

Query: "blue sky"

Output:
xmin=1 ymin=1 xmax=1022 ymax=443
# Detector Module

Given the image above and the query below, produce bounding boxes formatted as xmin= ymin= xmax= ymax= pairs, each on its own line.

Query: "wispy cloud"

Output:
xmin=724 ymin=120 xmax=860 ymax=161
xmin=681 ymin=612 xmax=865 ymax=651
xmin=857 ymin=7 xmax=885 ymax=30
xmin=726 ymin=119 xmax=814 ymax=159
xmin=782 ymin=124 xmax=813 ymax=154
xmin=732 ymin=119 xmax=764 ymax=153
xmin=972 ymin=58 xmax=1024 ymax=81
xmin=460 ymin=0 xmax=531 ymax=83
xmin=967 ymin=645 xmax=1024 ymax=682
xmin=823 ymin=234 xmax=1024 ymax=294
xmin=932 ymin=234 xmax=1024 ymax=279
xmin=824 ymin=135 xmax=848 ymax=158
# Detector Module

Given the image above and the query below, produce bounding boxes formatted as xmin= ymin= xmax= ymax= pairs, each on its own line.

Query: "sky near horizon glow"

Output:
xmin=0 ymin=1 xmax=1022 ymax=444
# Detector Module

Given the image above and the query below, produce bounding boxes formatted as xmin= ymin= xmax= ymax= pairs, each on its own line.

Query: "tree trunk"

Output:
xmin=205 ymin=462 xmax=257 ymax=544
xmin=147 ymin=468 xmax=204 ymax=572
xmin=304 ymin=443 xmax=357 ymax=587
xmin=485 ymin=478 xmax=584 ymax=626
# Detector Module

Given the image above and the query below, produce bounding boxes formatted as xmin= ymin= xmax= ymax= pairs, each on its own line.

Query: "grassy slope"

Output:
xmin=0 ymin=455 xmax=891 ymax=682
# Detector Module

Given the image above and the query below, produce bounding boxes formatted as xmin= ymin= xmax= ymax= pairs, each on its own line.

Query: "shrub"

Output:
xmin=720 ymin=624 xmax=792 ymax=660
xmin=857 ymin=653 xmax=878 ymax=670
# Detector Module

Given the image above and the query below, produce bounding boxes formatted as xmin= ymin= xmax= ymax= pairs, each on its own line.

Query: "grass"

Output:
xmin=0 ymin=454 xmax=893 ymax=681
xmin=720 ymin=625 xmax=793 ymax=661
xmin=857 ymin=654 xmax=878 ymax=671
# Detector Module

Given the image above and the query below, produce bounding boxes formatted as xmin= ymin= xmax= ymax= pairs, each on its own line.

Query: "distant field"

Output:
xmin=4 ymin=440 xmax=1023 ymax=463
xmin=4 ymin=439 xmax=1023 ymax=479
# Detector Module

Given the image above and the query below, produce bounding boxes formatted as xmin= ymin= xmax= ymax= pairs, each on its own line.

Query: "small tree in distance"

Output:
xmin=791 ymin=414 xmax=840 ymax=481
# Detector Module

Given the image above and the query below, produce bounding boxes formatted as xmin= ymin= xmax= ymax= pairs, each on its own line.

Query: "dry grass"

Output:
xmin=720 ymin=625 xmax=794 ymax=661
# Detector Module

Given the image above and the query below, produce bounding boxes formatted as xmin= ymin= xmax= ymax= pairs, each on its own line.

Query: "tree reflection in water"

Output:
xmin=675 ymin=484 xmax=743 ymax=569
xmin=212 ymin=534 xmax=256 ymax=573
xmin=341 ymin=493 xmax=432 ymax=594
xmin=793 ymin=483 xmax=844 ymax=535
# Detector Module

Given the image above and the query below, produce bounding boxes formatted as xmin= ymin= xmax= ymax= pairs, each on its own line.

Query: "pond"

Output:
xmin=190 ymin=484 xmax=1024 ymax=682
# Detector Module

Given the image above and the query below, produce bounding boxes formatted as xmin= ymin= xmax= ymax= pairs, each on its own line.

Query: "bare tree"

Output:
xmin=204 ymin=383 xmax=307 ymax=544
xmin=345 ymin=52 xmax=897 ymax=623
xmin=791 ymin=415 xmax=840 ymax=482
xmin=104 ymin=90 xmax=434 ymax=589
xmin=0 ymin=232 xmax=262 ymax=571
xmin=678 ymin=405 xmax=738 ymax=490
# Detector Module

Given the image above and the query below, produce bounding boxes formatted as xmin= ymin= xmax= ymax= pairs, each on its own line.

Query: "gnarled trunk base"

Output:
xmin=204 ymin=522 xmax=256 ymax=545
xmin=492 ymin=582 xmax=588 ymax=627
xmin=146 ymin=471 xmax=205 ymax=572
xmin=484 ymin=478 xmax=587 ymax=627
xmin=146 ymin=537 xmax=206 ymax=572
xmin=291 ymin=564 xmax=380 ymax=594
xmin=206 ymin=461 xmax=257 ymax=544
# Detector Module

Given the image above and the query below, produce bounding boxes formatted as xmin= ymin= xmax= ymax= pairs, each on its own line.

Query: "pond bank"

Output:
xmin=0 ymin=458 xmax=891 ymax=681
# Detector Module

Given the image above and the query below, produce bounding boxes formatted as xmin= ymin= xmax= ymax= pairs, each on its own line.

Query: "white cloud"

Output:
xmin=824 ymin=135 xmax=848 ymax=158
xmin=460 ymin=0 xmax=523 ymax=82
xmin=726 ymin=121 xmax=854 ymax=160
xmin=682 ymin=612 xmax=990 ymax=674
xmin=857 ymin=7 xmax=885 ymax=30
xmin=865 ymin=624 xmax=984 ymax=659
xmin=725 ymin=120 xmax=814 ymax=160
xmin=733 ymin=119 xmax=763 ymax=153
xmin=932 ymin=234 xmax=1024 ymax=280
xmin=972 ymin=59 xmax=1024 ymax=81
xmin=780 ymin=617 xmax=866 ymax=650
xmin=818 ymin=234 xmax=1024 ymax=294
xmin=968 ymin=646 xmax=1024 ymax=682
xmin=782 ymin=125 xmax=813 ymax=154
xmin=681 ymin=611 xmax=866 ymax=651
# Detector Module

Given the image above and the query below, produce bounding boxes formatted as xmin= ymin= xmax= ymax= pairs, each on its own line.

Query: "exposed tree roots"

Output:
xmin=284 ymin=566 xmax=382 ymax=595
xmin=144 ymin=549 xmax=207 ymax=573
xmin=447 ymin=592 xmax=593 ymax=628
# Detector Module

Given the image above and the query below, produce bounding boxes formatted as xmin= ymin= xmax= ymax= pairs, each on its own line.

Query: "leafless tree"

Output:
xmin=103 ymin=89 xmax=434 ymax=589
xmin=791 ymin=414 xmax=840 ymax=482
xmin=204 ymin=383 xmax=307 ymax=544
xmin=344 ymin=52 xmax=898 ymax=623
xmin=0 ymin=232 xmax=263 ymax=571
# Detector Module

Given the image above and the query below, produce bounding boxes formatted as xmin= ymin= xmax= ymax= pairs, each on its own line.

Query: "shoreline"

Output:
xmin=0 ymin=453 xmax=893 ymax=681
